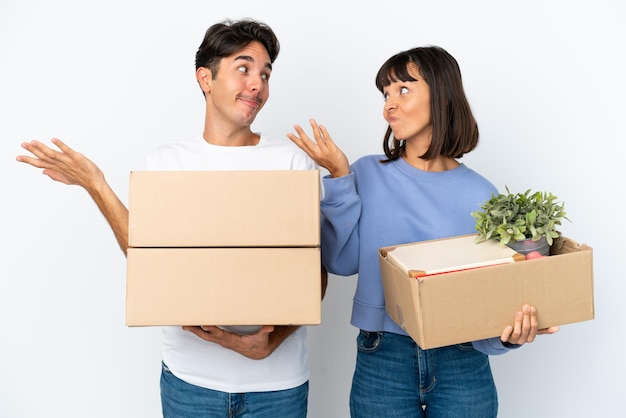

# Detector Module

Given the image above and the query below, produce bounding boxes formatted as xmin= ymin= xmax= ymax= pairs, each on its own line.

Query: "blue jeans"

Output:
xmin=350 ymin=331 xmax=497 ymax=418
xmin=160 ymin=362 xmax=308 ymax=418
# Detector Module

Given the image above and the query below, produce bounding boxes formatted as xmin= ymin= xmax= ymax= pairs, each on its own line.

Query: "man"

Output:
xmin=17 ymin=19 xmax=325 ymax=418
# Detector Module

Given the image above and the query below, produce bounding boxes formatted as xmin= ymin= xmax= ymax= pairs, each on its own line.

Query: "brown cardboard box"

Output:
xmin=126 ymin=247 xmax=321 ymax=326
xmin=128 ymin=170 xmax=320 ymax=248
xmin=379 ymin=234 xmax=594 ymax=349
xmin=126 ymin=170 xmax=322 ymax=326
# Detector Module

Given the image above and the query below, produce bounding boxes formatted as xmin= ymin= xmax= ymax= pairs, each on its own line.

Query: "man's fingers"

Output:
xmin=16 ymin=153 xmax=43 ymax=168
xmin=18 ymin=141 xmax=42 ymax=160
xmin=50 ymin=137 xmax=69 ymax=151
xmin=21 ymin=140 xmax=61 ymax=165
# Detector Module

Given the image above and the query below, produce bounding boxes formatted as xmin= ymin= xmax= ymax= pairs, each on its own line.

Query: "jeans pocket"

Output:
xmin=161 ymin=361 xmax=172 ymax=374
xmin=356 ymin=330 xmax=383 ymax=353
xmin=455 ymin=342 xmax=476 ymax=352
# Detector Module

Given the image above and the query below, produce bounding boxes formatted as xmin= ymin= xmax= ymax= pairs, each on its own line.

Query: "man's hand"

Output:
xmin=17 ymin=138 xmax=104 ymax=189
xmin=182 ymin=325 xmax=298 ymax=360
xmin=17 ymin=138 xmax=130 ymax=254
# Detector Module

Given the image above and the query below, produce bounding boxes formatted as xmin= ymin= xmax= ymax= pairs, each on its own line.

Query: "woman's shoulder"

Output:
xmin=459 ymin=164 xmax=498 ymax=193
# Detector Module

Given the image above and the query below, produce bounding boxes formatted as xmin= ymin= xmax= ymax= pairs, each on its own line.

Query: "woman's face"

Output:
xmin=381 ymin=64 xmax=432 ymax=145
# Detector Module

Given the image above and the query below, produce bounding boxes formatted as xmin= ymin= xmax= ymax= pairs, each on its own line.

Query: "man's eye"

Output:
xmin=237 ymin=66 xmax=248 ymax=73
xmin=261 ymin=73 xmax=270 ymax=81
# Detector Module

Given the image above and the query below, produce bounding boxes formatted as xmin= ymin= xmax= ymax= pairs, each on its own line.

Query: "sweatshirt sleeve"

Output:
xmin=472 ymin=337 xmax=521 ymax=355
xmin=320 ymin=173 xmax=362 ymax=276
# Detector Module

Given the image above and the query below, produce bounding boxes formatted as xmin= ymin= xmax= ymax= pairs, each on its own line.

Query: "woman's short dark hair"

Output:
xmin=375 ymin=46 xmax=479 ymax=161
xmin=195 ymin=19 xmax=280 ymax=77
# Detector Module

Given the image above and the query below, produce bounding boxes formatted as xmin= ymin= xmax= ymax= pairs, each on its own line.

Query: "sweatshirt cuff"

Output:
xmin=321 ymin=172 xmax=356 ymax=202
xmin=472 ymin=337 xmax=521 ymax=355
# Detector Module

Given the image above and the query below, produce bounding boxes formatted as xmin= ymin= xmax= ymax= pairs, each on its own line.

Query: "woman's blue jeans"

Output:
xmin=160 ymin=362 xmax=308 ymax=418
xmin=350 ymin=331 xmax=497 ymax=418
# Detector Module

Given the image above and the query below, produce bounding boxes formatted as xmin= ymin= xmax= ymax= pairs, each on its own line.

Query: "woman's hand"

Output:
xmin=501 ymin=304 xmax=560 ymax=346
xmin=287 ymin=119 xmax=350 ymax=178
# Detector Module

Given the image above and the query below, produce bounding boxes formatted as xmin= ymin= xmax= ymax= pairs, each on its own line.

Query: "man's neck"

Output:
xmin=202 ymin=125 xmax=260 ymax=147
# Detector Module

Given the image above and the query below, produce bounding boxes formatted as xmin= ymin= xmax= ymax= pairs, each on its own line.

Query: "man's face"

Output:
xmin=204 ymin=41 xmax=272 ymax=128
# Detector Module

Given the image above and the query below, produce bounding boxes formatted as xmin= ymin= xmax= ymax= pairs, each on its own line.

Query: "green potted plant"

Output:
xmin=471 ymin=186 xmax=570 ymax=255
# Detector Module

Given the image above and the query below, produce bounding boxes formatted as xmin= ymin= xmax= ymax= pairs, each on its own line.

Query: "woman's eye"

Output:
xmin=261 ymin=73 xmax=270 ymax=81
xmin=400 ymin=87 xmax=409 ymax=94
xmin=383 ymin=93 xmax=390 ymax=101
xmin=237 ymin=66 xmax=248 ymax=73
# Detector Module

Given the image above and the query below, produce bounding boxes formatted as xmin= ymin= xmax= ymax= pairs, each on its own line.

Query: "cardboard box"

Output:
xmin=128 ymin=170 xmax=320 ymax=247
xmin=379 ymin=234 xmax=594 ymax=349
xmin=127 ymin=247 xmax=321 ymax=326
xmin=126 ymin=170 xmax=322 ymax=327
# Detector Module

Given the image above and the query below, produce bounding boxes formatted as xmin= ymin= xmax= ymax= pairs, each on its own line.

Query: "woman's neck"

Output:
xmin=401 ymin=153 xmax=459 ymax=172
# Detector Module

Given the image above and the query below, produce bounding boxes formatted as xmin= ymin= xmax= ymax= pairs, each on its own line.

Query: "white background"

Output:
xmin=1 ymin=1 xmax=624 ymax=417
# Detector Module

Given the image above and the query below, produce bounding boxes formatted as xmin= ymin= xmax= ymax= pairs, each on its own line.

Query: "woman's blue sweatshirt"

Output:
xmin=320 ymin=154 xmax=514 ymax=355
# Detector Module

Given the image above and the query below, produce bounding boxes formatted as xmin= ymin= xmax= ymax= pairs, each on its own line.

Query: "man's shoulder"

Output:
xmin=258 ymin=134 xmax=296 ymax=148
xmin=144 ymin=136 xmax=203 ymax=170
xmin=148 ymin=136 xmax=200 ymax=155
xmin=258 ymin=135 xmax=317 ymax=168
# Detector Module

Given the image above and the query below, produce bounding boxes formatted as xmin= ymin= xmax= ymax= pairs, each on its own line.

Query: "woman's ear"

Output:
xmin=196 ymin=67 xmax=212 ymax=93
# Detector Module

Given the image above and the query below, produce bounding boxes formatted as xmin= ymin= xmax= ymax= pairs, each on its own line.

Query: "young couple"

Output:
xmin=17 ymin=18 xmax=558 ymax=418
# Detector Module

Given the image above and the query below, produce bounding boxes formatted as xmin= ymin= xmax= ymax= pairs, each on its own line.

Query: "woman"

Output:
xmin=288 ymin=46 xmax=558 ymax=417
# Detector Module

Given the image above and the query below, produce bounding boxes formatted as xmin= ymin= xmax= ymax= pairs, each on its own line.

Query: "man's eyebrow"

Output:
xmin=233 ymin=54 xmax=273 ymax=71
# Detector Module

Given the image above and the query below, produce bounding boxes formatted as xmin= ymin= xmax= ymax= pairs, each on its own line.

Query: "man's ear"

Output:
xmin=196 ymin=67 xmax=212 ymax=93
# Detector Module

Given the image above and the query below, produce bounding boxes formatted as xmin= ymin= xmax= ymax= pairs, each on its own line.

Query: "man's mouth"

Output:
xmin=237 ymin=95 xmax=262 ymax=108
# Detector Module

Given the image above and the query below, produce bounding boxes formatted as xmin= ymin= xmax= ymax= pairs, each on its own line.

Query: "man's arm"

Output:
xmin=17 ymin=138 xmax=129 ymax=255
xmin=182 ymin=325 xmax=294 ymax=360
xmin=18 ymin=140 xmax=329 ymax=359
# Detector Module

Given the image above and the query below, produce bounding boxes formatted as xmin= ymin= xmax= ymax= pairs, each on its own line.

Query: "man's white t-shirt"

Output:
xmin=145 ymin=134 xmax=317 ymax=393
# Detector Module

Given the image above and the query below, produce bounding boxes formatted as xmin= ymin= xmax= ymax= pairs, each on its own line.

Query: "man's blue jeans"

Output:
xmin=349 ymin=331 xmax=497 ymax=418
xmin=160 ymin=362 xmax=308 ymax=418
